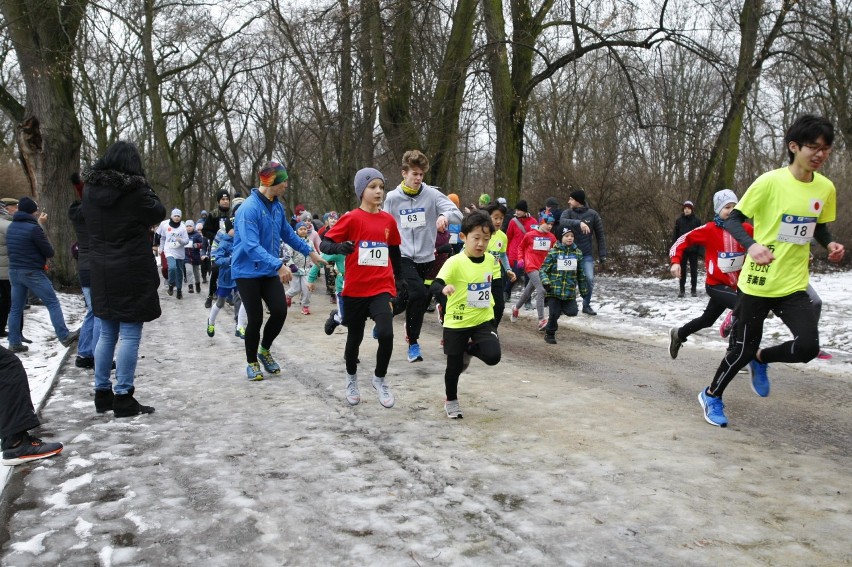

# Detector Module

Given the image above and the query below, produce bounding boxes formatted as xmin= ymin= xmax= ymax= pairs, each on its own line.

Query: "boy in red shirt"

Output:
xmin=510 ymin=212 xmax=556 ymax=331
xmin=668 ymin=189 xmax=753 ymax=359
xmin=321 ymin=168 xmax=402 ymax=408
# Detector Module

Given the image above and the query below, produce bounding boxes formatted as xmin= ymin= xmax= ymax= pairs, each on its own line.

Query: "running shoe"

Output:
xmin=407 ymin=343 xmax=423 ymax=363
xmin=544 ymin=334 xmax=556 ymax=344
xmin=511 ymin=307 xmax=519 ymax=322
xmin=206 ymin=320 xmax=215 ymax=337
xmin=372 ymin=376 xmax=395 ymax=408
xmin=325 ymin=310 xmax=339 ymax=335
xmin=444 ymin=399 xmax=463 ymax=419
xmin=2 ymin=435 xmax=63 ymax=466
xmin=257 ymin=351 xmax=281 ymax=375
xmin=537 ymin=319 xmax=547 ymax=332
xmin=669 ymin=327 xmax=685 ymax=359
xmin=345 ymin=375 xmax=360 ymax=406
xmin=582 ymin=305 xmax=597 ymax=316
xmin=301 ymin=306 xmax=311 ymax=315
xmin=719 ymin=310 xmax=735 ymax=338
xmin=246 ymin=362 xmax=264 ymax=381
xmin=817 ymin=350 xmax=832 ymax=360
xmin=235 ymin=327 xmax=245 ymax=339
xmin=748 ymin=359 xmax=770 ymax=397
xmin=698 ymin=389 xmax=727 ymax=427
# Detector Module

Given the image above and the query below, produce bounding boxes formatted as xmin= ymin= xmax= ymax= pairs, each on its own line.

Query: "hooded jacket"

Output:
xmin=383 ymin=182 xmax=462 ymax=263
xmin=558 ymin=205 xmax=606 ymax=261
xmin=6 ymin=211 xmax=54 ymax=270
xmin=83 ymin=168 xmax=166 ymax=322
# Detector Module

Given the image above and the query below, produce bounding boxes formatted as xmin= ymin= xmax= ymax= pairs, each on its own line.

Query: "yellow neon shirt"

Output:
xmin=736 ymin=167 xmax=836 ymax=297
xmin=436 ymin=252 xmax=501 ymax=329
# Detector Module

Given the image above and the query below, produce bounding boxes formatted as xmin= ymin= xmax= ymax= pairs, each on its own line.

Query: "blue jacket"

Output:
xmin=232 ymin=188 xmax=312 ymax=279
xmin=212 ymin=232 xmax=236 ymax=289
xmin=6 ymin=212 xmax=54 ymax=270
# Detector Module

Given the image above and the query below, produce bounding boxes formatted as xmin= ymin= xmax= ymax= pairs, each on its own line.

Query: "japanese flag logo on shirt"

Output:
xmin=810 ymin=199 xmax=823 ymax=214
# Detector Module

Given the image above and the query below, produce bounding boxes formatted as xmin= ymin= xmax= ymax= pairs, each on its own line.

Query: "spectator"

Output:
xmin=558 ymin=188 xmax=606 ymax=315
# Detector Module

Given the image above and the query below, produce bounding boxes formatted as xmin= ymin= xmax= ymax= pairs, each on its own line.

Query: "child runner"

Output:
xmin=283 ymin=221 xmax=315 ymax=315
xmin=484 ymin=203 xmax=515 ymax=327
xmin=156 ymin=209 xmax=189 ymax=299
xmin=668 ymin=189 xmax=753 ymax=359
xmin=430 ymin=211 xmax=502 ymax=418
xmin=320 ymin=168 xmax=402 ymax=408
xmin=184 ymin=220 xmax=203 ymax=294
xmin=697 ymin=115 xmax=845 ymax=427
xmin=539 ymin=227 xmax=588 ymax=344
xmin=307 ymin=250 xmax=346 ymax=335
xmin=510 ymin=212 xmax=556 ymax=330
xmin=206 ymin=223 xmax=242 ymax=337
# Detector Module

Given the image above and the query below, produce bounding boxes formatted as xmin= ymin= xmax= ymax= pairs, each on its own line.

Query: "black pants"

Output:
xmin=492 ymin=276 xmax=506 ymax=327
xmin=0 ymin=279 xmax=10 ymax=333
xmin=545 ymin=296 xmax=579 ymax=335
xmin=399 ymin=258 xmax=433 ymax=343
xmin=236 ymin=277 xmax=288 ymax=364
xmin=341 ymin=293 xmax=394 ymax=378
xmin=442 ymin=321 xmax=501 ymax=401
xmin=677 ymin=284 xmax=739 ymax=340
xmin=680 ymin=249 xmax=699 ymax=293
xmin=709 ymin=291 xmax=819 ymax=397
xmin=207 ymin=264 xmax=219 ymax=298
xmin=0 ymin=345 xmax=40 ymax=448
xmin=201 ymin=257 xmax=211 ymax=282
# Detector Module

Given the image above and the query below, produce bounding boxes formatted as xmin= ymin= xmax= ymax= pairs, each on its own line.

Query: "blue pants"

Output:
xmin=94 ymin=320 xmax=143 ymax=395
xmin=8 ymin=268 xmax=70 ymax=346
xmin=166 ymin=256 xmax=184 ymax=289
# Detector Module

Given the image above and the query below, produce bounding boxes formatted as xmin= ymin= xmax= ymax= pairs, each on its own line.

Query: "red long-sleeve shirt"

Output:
xmin=669 ymin=221 xmax=754 ymax=288
xmin=518 ymin=229 xmax=556 ymax=273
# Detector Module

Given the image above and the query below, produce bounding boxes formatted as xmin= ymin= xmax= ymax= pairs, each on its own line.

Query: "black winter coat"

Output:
xmin=673 ymin=213 xmax=702 ymax=253
xmin=83 ymin=169 xmax=166 ymax=322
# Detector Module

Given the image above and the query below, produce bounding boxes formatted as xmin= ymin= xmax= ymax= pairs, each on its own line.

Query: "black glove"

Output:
xmin=542 ymin=283 xmax=551 ymax=292
xmin=321 ymin=239 xmax=355 ymax=255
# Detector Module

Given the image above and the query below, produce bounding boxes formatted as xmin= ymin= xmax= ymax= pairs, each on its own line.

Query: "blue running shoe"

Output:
xmin=246 ymin=362 xmax=264 ymax=381
xmin=371 ymin=323 xmax=378 ymax=340
xmin=749 ymin=360 xmax=770 ymax=397
xmin=407 ymin=343 xmax=423 ymax=363
xmin=698 ymin=389 xmax=728 ymax=427
xmin=257 ymin=351 xmax=281 ymax=375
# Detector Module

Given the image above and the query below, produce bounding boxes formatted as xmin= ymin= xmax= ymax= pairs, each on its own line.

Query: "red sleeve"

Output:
xmin=669 ymin=222 xmax=710 ymax=263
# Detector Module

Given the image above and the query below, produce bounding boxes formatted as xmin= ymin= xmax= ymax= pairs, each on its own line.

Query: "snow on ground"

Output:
xmin=2 ymin=271 xmax=850 ymax=504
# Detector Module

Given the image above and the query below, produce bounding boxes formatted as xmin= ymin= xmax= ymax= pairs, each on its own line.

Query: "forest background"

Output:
xmin=0 ymin=0 xmax=849 ymax=286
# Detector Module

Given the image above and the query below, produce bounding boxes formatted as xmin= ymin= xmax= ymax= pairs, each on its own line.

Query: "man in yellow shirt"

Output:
xmin=698 ymin=115 xmax=845 ymax=427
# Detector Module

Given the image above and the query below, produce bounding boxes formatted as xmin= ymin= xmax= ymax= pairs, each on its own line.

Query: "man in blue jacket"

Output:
xmin=6 ymin=197 xmax=78 ymax=352
xmin=232 ymin=162 xmax=326 ymax=381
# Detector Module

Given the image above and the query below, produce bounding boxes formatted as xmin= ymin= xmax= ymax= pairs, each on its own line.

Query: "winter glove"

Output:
xmin=321 ymin=239 xmax=355 ymax=255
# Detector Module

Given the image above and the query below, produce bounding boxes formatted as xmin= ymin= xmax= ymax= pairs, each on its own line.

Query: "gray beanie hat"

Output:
xmin=713 ymin=189 xmax=738 ymax=215
xmin=354 ymin=167 xmax=385 ymax=202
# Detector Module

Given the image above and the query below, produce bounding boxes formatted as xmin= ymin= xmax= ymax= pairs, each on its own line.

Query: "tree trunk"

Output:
xmin=0 ymin=0 xmax=88 ymax=287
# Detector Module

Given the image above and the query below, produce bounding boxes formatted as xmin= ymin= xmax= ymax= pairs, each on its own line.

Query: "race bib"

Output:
xmin=557 ymin=255 xmax=577 ymax=271
xmin=466 ymin=281 xmax=491 ymax=308
xmin=357 ymin=241 xmax=388 ymax=266
xmin=533 ymin=237 xmax=551 ymax=251
xmin=399 ymin=208 xmax=426 ymax=229
xmin=776 ymin=215 xmax=817 ymax=245
xmin=717 ymin=251 xmax=745 ymax=273
xmin=448 ymin=223 xmax=461 ymax=245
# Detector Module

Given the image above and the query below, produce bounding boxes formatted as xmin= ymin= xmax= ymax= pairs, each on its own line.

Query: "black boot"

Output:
xmin=94 ymin=389 xmax=114 ymax=413
xmin=196 ymin=283 xmax=201 ymax=293
xmin=113 ymin=388 xmax=155 ymax=418
xmin=176 ymin=288 xmax=183 ymax=299
xmin=204 ymin=296 xmax=213 ymax=308
xmin=168 ymin=285 xmax=174 ymax=296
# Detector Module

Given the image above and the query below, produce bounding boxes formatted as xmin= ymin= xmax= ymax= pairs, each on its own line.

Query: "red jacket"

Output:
xmin=506 ymin=215 xmax=537 ymax=264
xmin=669 ymin=221 xmax=754 ymax=288
xmin=518 ymin=229 xmax=556 ymax=273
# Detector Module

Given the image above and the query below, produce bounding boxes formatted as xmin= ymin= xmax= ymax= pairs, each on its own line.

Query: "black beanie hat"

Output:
xmin=216 ymin=189 xmax=231 ymax=202
xmin=18 ymin=197 xmax=38 ymax=214
xmin=569 ymin=189 xmax=586 ymax=206
xmin=515 ymin=200 xmax=528 ymax=212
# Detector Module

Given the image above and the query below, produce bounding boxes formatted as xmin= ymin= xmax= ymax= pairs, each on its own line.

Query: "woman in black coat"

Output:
xmin=83 ymin=141 xmax=166 ymax=417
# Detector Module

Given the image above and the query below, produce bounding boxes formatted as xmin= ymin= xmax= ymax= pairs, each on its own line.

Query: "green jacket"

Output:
xmin=308 ymin=253 xmax=345 ymax=294
xmin=540 ymin=243 xmax=588 ymax=300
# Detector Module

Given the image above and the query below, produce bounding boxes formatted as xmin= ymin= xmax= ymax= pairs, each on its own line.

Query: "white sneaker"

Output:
xmin=445 ymin=399 xmax=463 ymax=419
xmin=372 ymin=376 xmax=395 ymax=408
xmin=345 ymin=375 xmax=360 ymax=405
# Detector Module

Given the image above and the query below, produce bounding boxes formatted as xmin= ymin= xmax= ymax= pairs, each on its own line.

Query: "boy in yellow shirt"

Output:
xmin=430 ymin=211 xmax=502 ymax=418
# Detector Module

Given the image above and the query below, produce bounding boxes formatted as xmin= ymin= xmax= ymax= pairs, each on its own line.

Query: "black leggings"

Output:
xmin=443 ymin=322 xmax=501 ymax=401
xmin=709 ymin=291 xmax=819 ymax=397
xmin=207 ymin=264 xmax=219 ymax=298
xmin=677 ymin=284 xmax=738 ymax=340
xmin=341 ymin=293 xmax=394 ymax=378
xmin=0 ymin=345 xmax=40 ymax=445
xmin=399 ymin=258 xmax=433 ymax=343
xmin=236 ymin=277 xmax=288 ymax=364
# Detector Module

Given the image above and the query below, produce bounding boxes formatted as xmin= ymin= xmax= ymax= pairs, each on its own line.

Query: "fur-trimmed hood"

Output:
xmin=83 ymin=168 xmax=153 ymax=207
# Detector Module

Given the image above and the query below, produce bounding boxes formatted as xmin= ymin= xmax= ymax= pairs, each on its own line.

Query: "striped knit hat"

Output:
xmin=259 ymin=161 xmax=289 ymax=187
